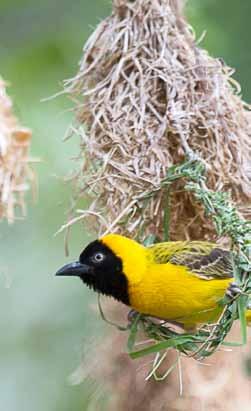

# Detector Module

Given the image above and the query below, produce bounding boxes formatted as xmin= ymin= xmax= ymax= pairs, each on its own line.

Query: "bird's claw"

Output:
xmin=225 ymin=282 xmax=242 ymax=300
xmin=127 ymin=309 xmax=140 ymax=323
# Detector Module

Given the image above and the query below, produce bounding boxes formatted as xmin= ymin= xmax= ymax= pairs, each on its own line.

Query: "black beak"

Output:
xmin=56 ymin=261 xmax=92 ymax=277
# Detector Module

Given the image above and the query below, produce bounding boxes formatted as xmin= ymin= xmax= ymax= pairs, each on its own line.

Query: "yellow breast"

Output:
xmin=128 ymin=262 xmax=231 ymax=327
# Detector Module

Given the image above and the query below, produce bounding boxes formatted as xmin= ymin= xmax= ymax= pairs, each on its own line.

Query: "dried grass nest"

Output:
xmin=0 ymin=78 xmax=33 ymax=222
xmin=65 ymin=0 xmax=251 ymax=241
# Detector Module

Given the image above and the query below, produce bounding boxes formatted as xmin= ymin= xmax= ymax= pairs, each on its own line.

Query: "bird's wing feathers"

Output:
xmin=148 ymin=241 xmax=233 ymax=280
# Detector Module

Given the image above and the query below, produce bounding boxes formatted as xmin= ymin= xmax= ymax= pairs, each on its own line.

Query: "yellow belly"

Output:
xmin=128 ymin=263 xmax=231 ymax=328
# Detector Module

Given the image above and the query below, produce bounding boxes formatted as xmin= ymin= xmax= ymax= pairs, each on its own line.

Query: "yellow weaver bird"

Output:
xmin=56 ymin=234 xmax=251 ymax=329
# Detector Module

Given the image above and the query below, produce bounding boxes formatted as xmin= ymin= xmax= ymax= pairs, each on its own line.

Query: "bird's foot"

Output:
xmin=127 ymin=310 xmax=185 ymax=331
xmin=127 ymin=309 xmax=140 ymax=324
xmin=225 ymin=282 xmax=242 ymax=301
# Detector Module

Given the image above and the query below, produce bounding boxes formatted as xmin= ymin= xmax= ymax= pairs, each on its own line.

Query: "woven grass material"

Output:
xmin=66 ymin=0 xmax=251 ymax=241
xmin=0 ymin=78 xmax=32 ymax=222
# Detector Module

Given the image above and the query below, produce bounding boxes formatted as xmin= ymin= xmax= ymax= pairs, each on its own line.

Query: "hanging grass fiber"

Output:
xmin=0 ymin=78 xmax=33 ymax=223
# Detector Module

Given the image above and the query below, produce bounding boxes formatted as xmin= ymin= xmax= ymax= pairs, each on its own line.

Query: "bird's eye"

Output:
xmin=93 ymin=252 xmax=105 ymax=263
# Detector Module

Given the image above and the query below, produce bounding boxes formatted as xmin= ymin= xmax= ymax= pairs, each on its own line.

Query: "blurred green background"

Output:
xmin=0 ymin=1 xmax=250 ymax=410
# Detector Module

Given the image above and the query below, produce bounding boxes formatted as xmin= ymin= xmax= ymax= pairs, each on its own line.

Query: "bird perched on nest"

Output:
xmin=56 ymin=234 xmax=251 ymax=329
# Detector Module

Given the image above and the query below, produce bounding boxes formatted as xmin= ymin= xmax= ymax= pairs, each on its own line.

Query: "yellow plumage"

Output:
xmin=101 ymin=234 xmax=251 ymax=329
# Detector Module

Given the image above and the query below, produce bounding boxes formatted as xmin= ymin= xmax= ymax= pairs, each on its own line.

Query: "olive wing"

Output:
xmin=148 ymin=241 xmax=233 ymax=280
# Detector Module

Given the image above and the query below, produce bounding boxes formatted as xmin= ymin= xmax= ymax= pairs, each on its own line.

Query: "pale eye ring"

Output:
xmin=94 ymin=252 xmax=105 ymax=263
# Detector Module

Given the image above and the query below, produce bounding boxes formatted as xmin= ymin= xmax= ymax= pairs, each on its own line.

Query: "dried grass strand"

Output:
xmin=0 ymin=78 xmax=33 ymax=222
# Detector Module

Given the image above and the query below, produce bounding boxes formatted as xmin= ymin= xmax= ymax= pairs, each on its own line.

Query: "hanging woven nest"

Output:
xmin=65 ymin=0 xmax=251 ymax=241
xmin=0 ymin=78 xmax=32 ymax=223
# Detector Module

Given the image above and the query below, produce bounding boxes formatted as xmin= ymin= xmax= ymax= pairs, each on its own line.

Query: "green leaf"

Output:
xmin=127 ymin=313 xmax=142 ymax=352
xmin=143 ymin=235 xmax=157 ymax=247
xmin=163 ymin=188 xmax=170 ymax=242
xmin=222 ymin=341 xmax=244 ymax=347
xmin=237 ymin=295 xmax=248 ymax=345
xmin=129 ymin=335 xmax=203 ymax=359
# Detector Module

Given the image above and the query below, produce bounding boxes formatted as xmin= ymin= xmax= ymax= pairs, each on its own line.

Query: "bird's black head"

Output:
xmin=56 ymin=240 xmax=129 ymax=305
